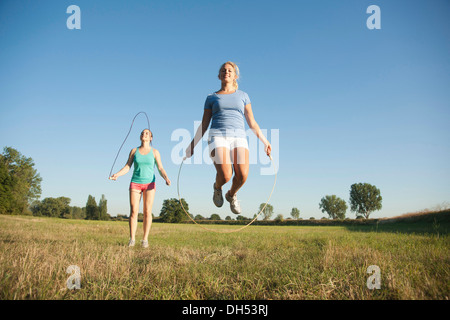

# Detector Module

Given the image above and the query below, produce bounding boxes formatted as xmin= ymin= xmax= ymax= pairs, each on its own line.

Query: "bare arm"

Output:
xmin=153 ymin=148 xmax=171 ymax=186
xmin=244 ymin=103 xmax=271 ymax=156
xmin=185 ymin=108 xmax=212 ymax=158
xmin=109 ymin=148 xmax=136 ymax=180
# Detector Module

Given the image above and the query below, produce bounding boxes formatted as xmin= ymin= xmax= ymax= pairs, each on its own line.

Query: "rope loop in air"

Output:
xmin=177 ymin=155 xmax=277 ymax=233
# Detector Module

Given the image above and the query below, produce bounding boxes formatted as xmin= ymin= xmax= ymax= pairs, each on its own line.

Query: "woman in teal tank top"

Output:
xmin=110 ymin=129 xmax=171 ymax=248
xmin=131 ymin=145 xmax=156 ymax=185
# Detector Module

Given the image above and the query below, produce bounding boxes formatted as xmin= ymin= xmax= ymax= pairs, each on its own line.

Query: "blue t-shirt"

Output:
xmin=204 ymin=90 xmax=251 ymax=138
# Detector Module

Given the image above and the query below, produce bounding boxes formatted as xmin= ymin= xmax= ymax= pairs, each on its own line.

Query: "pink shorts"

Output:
xmin=129 ymin=182 xmax=155 ymax=192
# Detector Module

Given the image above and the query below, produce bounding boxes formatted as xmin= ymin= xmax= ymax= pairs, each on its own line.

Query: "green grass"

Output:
xmin=0 ymin=214 xmax=448 ymax=299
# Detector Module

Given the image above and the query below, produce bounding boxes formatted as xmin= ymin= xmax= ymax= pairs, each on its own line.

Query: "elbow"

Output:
xmin=202 ymin=123 xmax=210 ymax=134
xmin=249 ymin=122 xmax=258 ymax=131
xmin=246 ymin=117 xmax=258 ymax=130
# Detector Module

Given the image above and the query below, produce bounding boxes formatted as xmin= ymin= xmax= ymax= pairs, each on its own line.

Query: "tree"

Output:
xmin=32 ymin=197 xmax=71 ymax=218
xmin=194 ymin=214 xmax=205 ymax=220
xmin=290 ymin=207 xmax=300 ymax=220
xmin=0 ymin=147 xmax=42 ymax=215
xmin=84 ymin=194 xmax=110 ymax=220
xmin=0 ymin=159 xmax=13 ymax=214
xmin=31 ymin=198 xmax=87 ymax=220
xmin=210 ymin=214 xmax=221 ymax=220
xmin=259 ymin=203 xmax=274 ymax=220
xmin=349 ymin=183 xmax=382 ymax=219
xmin=319 ymin=195 xmax=347 ymax=219
xmin=98 ymin=194 xmax=109 ymax=220
xmin=70 ymin=206 xmax=85 ymax=219
xmin=160 ymin=198 xmax=190 ymax=223
xmin=85 ymin=195 xmax=99 ymax=220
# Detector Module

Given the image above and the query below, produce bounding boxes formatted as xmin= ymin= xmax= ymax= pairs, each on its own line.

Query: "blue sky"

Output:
xmin=1 ymin=0 xmax=449 ymax=219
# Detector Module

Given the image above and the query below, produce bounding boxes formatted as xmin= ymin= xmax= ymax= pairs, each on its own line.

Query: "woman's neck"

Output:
xmin=140 ymin=142 xmax=151 ymax=148
xmin=220 ymin=82 xmax=236 ymax=93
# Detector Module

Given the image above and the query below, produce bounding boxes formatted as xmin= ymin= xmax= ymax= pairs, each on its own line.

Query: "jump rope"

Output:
xmin=177 ymin=154 xmax=277 ymax=233
xmin=110 ymin=111 xmax=277 ymax=233
xmin=108 ymin=111 xmax=150 ymax=180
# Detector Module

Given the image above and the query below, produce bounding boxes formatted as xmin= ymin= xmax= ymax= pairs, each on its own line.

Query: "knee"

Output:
xmin=234 ymin=171 xmax=248 ymax=185
xmin=217 ymin=168 xmax=233 ymax=184
xmin=129 ymin=208 xmax=139 ymax=220
xmin=223 ymin=170 xmax=233 ymax=183
xmin=143 ymin=208 xmax=152 ymax=218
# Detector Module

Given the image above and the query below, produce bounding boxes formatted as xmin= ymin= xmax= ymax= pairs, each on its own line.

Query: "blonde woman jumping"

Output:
xmin=186 ymin=62 xmax=271 ymax=214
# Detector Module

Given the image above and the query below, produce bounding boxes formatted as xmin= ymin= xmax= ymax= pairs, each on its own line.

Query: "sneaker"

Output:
xmin=213 ymin=183 xmax=224 ymax=207
xmin=128 ymin=239 xmax=135 ymax=247
xmin=141 ymin=240 xmax=149 ymax=248
xmin=225 ymin=192 xmax=241 ymax=215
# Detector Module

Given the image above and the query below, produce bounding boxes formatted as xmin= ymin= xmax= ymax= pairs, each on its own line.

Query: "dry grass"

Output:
xmin=381 ymin=203 xmax=450 ymax=221
xmin=0 ymin=214 xmax=448 ymax=300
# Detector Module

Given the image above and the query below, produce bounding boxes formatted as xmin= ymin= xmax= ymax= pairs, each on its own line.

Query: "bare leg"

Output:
xmin=211 ymin=147 xmax=232 ymax=190
xmin=228 ymin=147 xmax=249 ymax=197
xmin=142 ymin=188 xmax=155 ymax=241
xmin=129 ymin=189 xmax=142 ymax=241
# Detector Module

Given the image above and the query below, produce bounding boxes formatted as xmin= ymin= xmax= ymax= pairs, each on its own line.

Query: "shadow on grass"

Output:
xmin=167 ymin=210 xmax=450 ymax=236
xmin=344 ymin=211 xmax=450 ymax=235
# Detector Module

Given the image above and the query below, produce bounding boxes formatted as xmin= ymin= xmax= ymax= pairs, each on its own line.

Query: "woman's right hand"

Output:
xmin=265 ymin=142 xmax=272 ymax=157
xmin=185 ymin=145 xmax=194 ymax=159
xmin=109 ymin=174 xmax=118 ymax=181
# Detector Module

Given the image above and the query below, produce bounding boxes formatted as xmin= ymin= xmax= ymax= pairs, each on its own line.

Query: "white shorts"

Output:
xmin=208 ymin=136 xmax=249 ymax=154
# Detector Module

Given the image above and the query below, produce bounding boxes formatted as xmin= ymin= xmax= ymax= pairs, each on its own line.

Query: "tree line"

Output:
xmin=157 ymin=199 xmax=274 ymax=223
xmin=1 ymin=146 xmax=382 ymax=222
xmin=0 ymin=147 xmax=111 ymax=220
xmin=318 ymin=183 xmax=382 ymax=219
xmin=157 ymin=182 xmax=382 ymax=224
xmin=30 ymin=194 xmax=111 ymax=220
xmin=256 ymin=183 xmax=382 ymax=221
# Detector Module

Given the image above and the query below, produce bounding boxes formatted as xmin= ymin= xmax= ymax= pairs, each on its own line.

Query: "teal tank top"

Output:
xmin=131 ymin=147 xmax=156 ymax=184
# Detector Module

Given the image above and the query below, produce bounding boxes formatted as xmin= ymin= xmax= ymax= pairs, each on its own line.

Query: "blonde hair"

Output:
xmin=218 ymin=61 xmax=240 ymax=90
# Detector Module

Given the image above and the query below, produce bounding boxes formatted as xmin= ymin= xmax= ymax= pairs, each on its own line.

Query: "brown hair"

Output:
xmin=140 ymin=129 xmax=153 ymax=145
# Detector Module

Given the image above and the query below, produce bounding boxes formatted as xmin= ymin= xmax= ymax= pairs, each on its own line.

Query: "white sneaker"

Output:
xmin=128 ymin=239 xmax=135 ymax=247
xmin=225 ymin=192 xmax=241 ymax=215
xmin=141 ymin=240 xmax=149 ymax=248
xmin=213 ymin=183 xmax=224 ymax=207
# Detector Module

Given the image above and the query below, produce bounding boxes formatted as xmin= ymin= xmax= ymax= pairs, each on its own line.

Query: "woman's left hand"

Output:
xmin=166 ymin=178 xmax=171 ymax=186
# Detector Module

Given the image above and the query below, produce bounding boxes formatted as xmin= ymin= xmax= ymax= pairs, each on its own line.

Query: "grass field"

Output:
xmin=0 ymin=212 xmax=448 ymax=300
